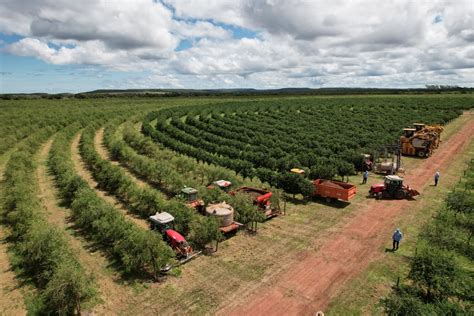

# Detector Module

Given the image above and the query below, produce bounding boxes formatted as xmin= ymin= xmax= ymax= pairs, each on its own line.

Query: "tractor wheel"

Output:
xmin=417 ymin=151 xmax=426 ymax=158
xmin=395 ymin=190 xmax=405 ymax=200
xmin=376 ymin=192 xmax=383 ymax=200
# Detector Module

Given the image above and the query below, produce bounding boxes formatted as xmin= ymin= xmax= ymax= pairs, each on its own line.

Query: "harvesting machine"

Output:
xmin=400 ymin=123 xmax=443 ymax=158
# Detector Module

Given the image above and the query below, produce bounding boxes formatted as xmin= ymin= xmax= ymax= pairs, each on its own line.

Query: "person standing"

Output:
xmin=362 ymin=170 xmax=369 ymax=184
xmin=392 ymin=228 xmax=403 ymax=251
xmin=434 ymin=171 xmax=440 ymax=186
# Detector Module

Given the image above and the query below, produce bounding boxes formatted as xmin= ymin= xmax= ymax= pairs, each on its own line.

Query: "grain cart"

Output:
xmin=400 ymin=123 xmax=443 ymax=158
xmin=312 ymin=179 xmax=357 ymax=202
xmin=149 ymin=212 xmax=199 ymax=264
xmin=369 ymin=175 xmax=419 ymax=200
xmin=232 ymin=186 xmax=281 ymax=218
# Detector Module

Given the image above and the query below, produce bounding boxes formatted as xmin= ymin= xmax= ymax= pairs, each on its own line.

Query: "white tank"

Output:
xmin=205 ymin=202 xmax=234 ymax=227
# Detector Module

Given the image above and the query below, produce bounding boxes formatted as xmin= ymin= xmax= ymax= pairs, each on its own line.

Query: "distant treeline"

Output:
xmin=1 ymin=86 xmax=473 ymax=100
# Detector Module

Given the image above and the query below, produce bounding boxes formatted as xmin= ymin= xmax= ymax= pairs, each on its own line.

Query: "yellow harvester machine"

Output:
xmin=400 ymin=123 xmax=443 ymax=158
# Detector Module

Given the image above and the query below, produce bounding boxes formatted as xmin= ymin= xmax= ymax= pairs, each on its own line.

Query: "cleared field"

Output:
xmin=0 ymin=95 xmax=472 ymax=314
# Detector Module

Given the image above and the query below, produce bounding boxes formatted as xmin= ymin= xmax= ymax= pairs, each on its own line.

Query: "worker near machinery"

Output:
xmin=434 ymin=171 xmax=440 ymax=186
xmin=362 ymin=170 xmax=369 ymax=184
xmin=392 ymin=228 xmax=403 ymax=251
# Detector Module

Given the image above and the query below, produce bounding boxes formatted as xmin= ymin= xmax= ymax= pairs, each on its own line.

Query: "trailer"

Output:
xmin=312 ymin=179 xmax=357 ymax=202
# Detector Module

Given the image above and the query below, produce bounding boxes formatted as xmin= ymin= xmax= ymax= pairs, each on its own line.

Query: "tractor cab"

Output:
xmin=413 ymin=123 xmax=426 ymax=131
xmin=384 ymin=175 xmax=403 ymax=194
xmin=181 ymin=187 xmax=204 ymax=210
xmin=402 ymin=128 xmax=416 ymax=138
xmin=149 ymin=212 xmax=175 ymax=233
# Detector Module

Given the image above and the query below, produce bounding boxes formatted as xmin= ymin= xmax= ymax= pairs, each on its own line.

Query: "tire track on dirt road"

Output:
xmin=220 ymin=112 xmax=474 ymax=315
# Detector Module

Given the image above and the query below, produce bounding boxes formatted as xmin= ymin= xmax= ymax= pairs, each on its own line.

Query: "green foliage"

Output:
xmin=229 ymin=193 xmax=266 ymax=226
xmin=188 ymin=216 xmax=223 ymax=249
xmin=446 ymin=190 xmax=474 ymax=215
xmin=382 ymin=159 xmax=474 ymax=314
xmin=277 ymin=173 xmax=313 ymax=197
xmin=41 ymin=258 xmax=97 ymax=315
xmin=142 ymin=96 xmax=472 ymax=191
xmin=49 ymin=126 xmax=173 ymax=278
xmin=408 ymin=247 xmax=460 ymax=301
xmin=2 ymin=126 xmax=97 ymax=314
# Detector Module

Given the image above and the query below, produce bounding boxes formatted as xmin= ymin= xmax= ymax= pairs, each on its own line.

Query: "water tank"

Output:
xmin=205 ymin=202 xmax=234 ymax=227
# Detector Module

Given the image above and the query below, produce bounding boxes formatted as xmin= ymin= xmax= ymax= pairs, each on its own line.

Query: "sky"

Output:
xmin=0 ymin=0 xmax=473 ymax=93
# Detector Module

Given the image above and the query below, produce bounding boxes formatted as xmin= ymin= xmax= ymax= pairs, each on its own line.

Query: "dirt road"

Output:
xmin=220 ymin=113 xmax=474 ymax=315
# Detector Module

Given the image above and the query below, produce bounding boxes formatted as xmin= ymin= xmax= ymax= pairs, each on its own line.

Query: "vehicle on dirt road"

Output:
xmin=369 ymin=175 xmax=419 ymax=200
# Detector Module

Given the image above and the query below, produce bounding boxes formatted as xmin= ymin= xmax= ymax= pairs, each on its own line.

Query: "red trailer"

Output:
xmin=312 ymin=179 xmax=357 ymax=202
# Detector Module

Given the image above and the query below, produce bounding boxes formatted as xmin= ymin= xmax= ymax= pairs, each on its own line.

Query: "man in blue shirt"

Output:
xmin=392 ymin=228 xmax=403 ymax=251
xmin=362 ymin=170 xmax=369 ymax=184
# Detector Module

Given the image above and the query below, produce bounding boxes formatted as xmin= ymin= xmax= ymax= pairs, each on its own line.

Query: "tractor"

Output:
xmin=369 ymin=175 xmax=419 ymax=200
xmin=181 ymin=187 xmax=204 ymax=211
xmin=149 ymin=212 xmax=198 ymax=263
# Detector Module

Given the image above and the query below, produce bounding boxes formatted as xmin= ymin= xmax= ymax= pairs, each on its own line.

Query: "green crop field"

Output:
xmin=0 ymin=94 xmax=472 ymax=315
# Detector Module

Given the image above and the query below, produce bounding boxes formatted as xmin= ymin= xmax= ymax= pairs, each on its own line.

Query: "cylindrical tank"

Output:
xmin=205 ymin=202 xmax=234 ymax=227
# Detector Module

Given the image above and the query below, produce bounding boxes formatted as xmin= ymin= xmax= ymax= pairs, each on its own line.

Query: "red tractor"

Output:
xmin=149 ymin=212 xmax=198 ymax=263
xmin=369 ymin=175 xmax=419 ymax=200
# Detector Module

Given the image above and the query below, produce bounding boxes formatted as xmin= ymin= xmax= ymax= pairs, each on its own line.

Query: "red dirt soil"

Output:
xmin=220 ymin=113 xmax=474 ymax=316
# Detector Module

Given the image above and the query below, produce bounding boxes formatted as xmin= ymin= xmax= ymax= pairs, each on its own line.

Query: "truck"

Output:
xmin=312 ymin=179 xmax=357 ymax=202
xmin=369 ymin=175 xmax=420 ymax=200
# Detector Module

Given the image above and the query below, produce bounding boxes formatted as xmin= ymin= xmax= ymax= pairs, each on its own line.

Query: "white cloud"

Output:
xmin=1 ymin=0 xmax=473 ymax=90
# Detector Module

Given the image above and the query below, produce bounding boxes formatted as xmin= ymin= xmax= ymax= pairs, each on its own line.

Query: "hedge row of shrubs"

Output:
xmin=79 ymin=124 xmax=223 ymax=247
xmin=48 ymin=125 xmax=173 ymax=280
xmin=3 ymin=125 xmax=96 ymax=314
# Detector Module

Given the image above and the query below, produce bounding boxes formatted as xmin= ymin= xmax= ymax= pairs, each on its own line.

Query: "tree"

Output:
xmin=408 ymin=247 xmax=460 ymax=301
xmin=230 ymin=193 xmax=266 ymax=232
xmin=42 ymin=258 xmax=97 ymax=315
xmin=188 ymin=217 xmax=223 ymax=251
xmin=277 ymin=173 xmax=313 ymax=198
xmin=337 ymin=161 xmax=356 ymax=182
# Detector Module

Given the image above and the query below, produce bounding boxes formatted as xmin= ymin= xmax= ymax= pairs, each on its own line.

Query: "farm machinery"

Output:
xmin=400 ymin=123 xmax=443 ymax=158
xmin=369 ymin=175 xmax=419 ymax=200
xmin=210 ymin=180 xmax=282 ymax=218
xmin=181 ymin=186 xmax=242 ymax=234
xmin=362 ymin=144 xmax=401 ymax=175
xmin=149 ymin=212 xmax=200 ymax=264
